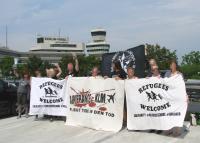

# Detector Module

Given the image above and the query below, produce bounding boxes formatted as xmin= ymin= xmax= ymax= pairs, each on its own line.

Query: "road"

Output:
xmin=0 ymin=116 xmax=199 ymax=143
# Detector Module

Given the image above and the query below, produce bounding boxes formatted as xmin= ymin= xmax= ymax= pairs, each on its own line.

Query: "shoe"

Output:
xmin=17 ymin=115 xmax=21 ymax=119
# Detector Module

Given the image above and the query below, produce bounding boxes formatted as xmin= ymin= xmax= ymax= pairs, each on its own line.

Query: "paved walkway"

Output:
xmin=0 ymin=116 xmax=199 ymax=143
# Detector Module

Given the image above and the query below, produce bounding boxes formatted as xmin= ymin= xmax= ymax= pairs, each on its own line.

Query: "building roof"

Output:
xmin=0 ymin=47 xmax=20 ymax=57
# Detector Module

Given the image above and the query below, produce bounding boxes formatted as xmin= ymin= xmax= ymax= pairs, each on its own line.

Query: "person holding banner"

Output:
xmin=127 ymin=67 xmax=138 ymax=79
xmin=147 ymin=59 xmax=158 ymax=77
xmin=150 ymin=65 xmax=161 ymax=78
xmin=164 ymin=60 xmax=182 ymax=78
xmin=54 ymin=64 xmax=62 ymax=79
xmin=65 ymin=54 xmax=79 ymax=78
xmin=111 ymin=61 xmax=127 ymax=80
xmin=45 ymin=65 xmax=62 ymax=122
xmin=148 ymin=64 xmax=163 ymax=134
xmin=34 ymin=69 xmax=42 ymax=121
xmin=34 ymin=69 xmax=42 ymax=78
xmin=163 ymin=60 xmax=185 ymax=137
xmin=123 ymin=67 xmax=138 ymax=124
xmin=91 ymin=66 xmax=102 ymax=78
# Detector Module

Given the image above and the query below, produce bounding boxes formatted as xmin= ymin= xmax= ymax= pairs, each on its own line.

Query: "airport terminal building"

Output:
xmin=0 ymin=29 xmax=110 ymax=64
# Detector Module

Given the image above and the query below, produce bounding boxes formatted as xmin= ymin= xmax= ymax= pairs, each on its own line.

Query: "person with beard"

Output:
xmin=45 ymin=64 xmax=62 ymax=122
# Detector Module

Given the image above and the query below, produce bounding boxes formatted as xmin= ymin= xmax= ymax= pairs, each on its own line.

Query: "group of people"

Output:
xmin=15 ymin=55 xmax=79 ymax=121
xmin=15 ymin=55 xmax=185 ymax=137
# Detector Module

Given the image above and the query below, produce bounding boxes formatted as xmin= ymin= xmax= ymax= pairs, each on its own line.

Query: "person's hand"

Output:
xmin=65 ymin=76 xmax=69 ymax=80
xmin=54 ymin=63 xmax=60 ymax=68
xmin=115 ymin=76 xmax=121 ymax=80
xmin=104 ymin=76 xmax=108 ymax=79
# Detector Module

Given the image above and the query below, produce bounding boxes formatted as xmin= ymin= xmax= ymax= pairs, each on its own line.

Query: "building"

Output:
xmin=0 ymin=28 xmax=110 ymax=64
xmin=0 ymin=46 xmax=20 ymax=58
xmin=86 ymin=29 xmax=110 ymax=56
xmin=19 ymin=36 xmax=85 ymax=63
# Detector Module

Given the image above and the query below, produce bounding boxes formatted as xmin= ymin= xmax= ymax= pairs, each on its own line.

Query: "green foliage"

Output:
xmin=180 ymin=64 xmax=200 ymax=79
xmin=180 ymin=51 xmax=200 ymax=79
xmin=146 ymin=44 xmax=177 ymax=70
xmin=195 ymin=112 xmax=200 ymax=125
xmin=26 ymin=55 xmax=43 ymax=75
xmin=182 ymin=51 xmax=200 ymax=65
xmin=59 ymin=55 xmax=101 ymax=77
xmin=0 ymin=56 xmax=14 ymax=76
xmin=15 ymin=55 xmax=52 ymax=77
xmin=78 ymin=55 xmax=101 ymax=76
xmin=16 ymin=64 xmax=28 ymax=77
xmin=40 ymin=61 xmax=52 ymax=76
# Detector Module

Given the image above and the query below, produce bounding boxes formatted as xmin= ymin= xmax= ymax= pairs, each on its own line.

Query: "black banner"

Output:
xmin=101 ymin=45 xmax=146 ymax=78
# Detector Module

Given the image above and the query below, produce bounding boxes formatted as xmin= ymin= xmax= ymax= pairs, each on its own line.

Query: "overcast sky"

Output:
xmin=0 ymin=0 xmax=199 ymax=60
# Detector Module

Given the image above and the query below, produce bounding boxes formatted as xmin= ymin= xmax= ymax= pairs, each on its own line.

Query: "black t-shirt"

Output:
xmin=66 ymin=70 xmax=78 ymax=77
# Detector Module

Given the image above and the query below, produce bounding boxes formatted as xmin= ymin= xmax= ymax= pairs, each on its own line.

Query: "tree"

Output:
xmin=40 ymin=61 xmax=52 ymax=76
xmin=180 ymin=64 xmax=200 ymax=79
xmin=0 ymin=56 xmax=14 ymax=77
xmin=26 ymin=55 xmax=43 ymax=75
xmin=180 ymin=51 xmax=200 ymax=79
xmin=16 ymin=64 xmax=28 ymax=77
xmin=146 ymin=44 xmax=177 ymax=70
xmin=182 ymin=51 xmax=200 ymax=65
xmin=78 ymin=55 xmax=101 ymax=76
xmin=59 ymin=55 xmax=101 ymax=77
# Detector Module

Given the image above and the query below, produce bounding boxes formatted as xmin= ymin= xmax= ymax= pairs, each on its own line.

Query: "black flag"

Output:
xmin=101 ymin=45 xmax=146 ymax=78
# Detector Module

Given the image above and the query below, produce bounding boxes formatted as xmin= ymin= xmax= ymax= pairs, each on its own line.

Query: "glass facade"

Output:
xmin=37 ymin=38 xmax=44 ymax=43
xmin=50 ymin=44 xmax=76 ymax=47
xmin=91 ymin=31 xmax=106 ymax=36
xmin=86 ymin=44 xmax=110 ymax=48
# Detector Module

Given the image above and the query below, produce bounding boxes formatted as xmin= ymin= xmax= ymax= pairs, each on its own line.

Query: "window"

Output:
xmin=87 ymin=49 xmax=109 ymax=52
xmin=50 ymin=44 xmax=76 ymax=47
xmin=86 ymin=44 xmax=110 ymax=48
xmin=37 ymin=38 xmax=44 ymax=43
xmin=91 ymin=31 xmax=106 ymax=36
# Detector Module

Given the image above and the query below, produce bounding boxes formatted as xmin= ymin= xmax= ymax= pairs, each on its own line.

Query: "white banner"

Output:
xmin=29 ymin=77 xmax=67 ymax=116
xmin=125 ymin=75 xmax=187 ymax=130
xmin=66 ymin=77 xmax=124 ymax=132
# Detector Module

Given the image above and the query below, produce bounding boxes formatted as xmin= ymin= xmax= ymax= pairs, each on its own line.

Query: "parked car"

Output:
xmin=0 ymin=79 xmax=17 ymax=117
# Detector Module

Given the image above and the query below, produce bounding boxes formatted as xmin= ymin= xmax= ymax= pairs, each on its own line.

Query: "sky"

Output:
xmin=0 ymin=0 xmax=199 ymax=60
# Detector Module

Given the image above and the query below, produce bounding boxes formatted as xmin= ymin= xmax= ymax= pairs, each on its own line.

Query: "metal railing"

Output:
xmin=186 ymin=79 xmax=200 ymax=112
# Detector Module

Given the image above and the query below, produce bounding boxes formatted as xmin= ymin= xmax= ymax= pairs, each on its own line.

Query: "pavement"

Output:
xmin=0 ymin=116 xmax=199 ymax=143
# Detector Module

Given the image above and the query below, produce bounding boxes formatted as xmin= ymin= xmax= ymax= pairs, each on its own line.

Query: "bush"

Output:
xmin=180 ymin=64 xmax=200 ymax=79
xmin=195 ymin=113 xmax=200 ymax=125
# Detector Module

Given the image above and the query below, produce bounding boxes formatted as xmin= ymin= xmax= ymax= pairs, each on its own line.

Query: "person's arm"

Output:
xmin=55 ymin=64 xmax=62 ymax=78
xmin=72 ymin=53 xmax=79 ymax=72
